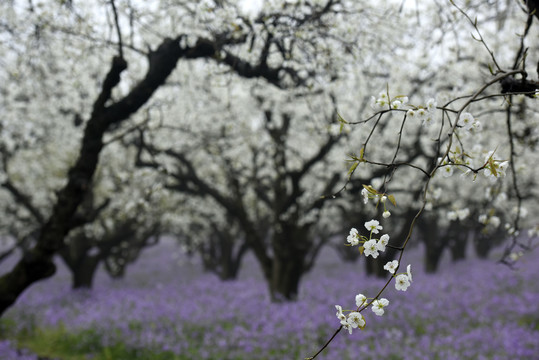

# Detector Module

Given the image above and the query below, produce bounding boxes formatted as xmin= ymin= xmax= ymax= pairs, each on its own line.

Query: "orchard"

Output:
xmin=0 ymin=0 xmax=537 ymax=359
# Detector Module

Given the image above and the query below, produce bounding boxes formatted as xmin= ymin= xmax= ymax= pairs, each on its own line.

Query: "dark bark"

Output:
xmin=500 ymin=76 xmax=538 ymax=96
xmin=130 ymin=42 xmax=344 ymax=302
xmin=0 ymin=54 xmax=128 ymax=313
xmin=448 ymin=223 xmax=468 ymax=262
xmin=269 ymin=254 xmax=305 ymax=301
xmin=268 ymin=224 xmax=309 ymax=301
xmin=143 ymin=132 xmax=336 ymax=301
xmin=0 ymin=36 xmax=215 ymax=316
xmin=104 ymin=225 xmax=160 ymax=279
xmin=71 ymin=256 xmax=101 ymax=289
xmin=58 ymin=234 xmax=99 ymax=289
xmin=474 ymin=233 xmax=493 ymax=259
xmin=1 ymin=180 xmax=45 ymax=225
xmin=472 ymin=229 xmax=501 ymax=259
xmin=137 ymin=134 xmax=326 ymax=301
xmin=199 ymin=226 xmax=249 ymax=281
xmin=333 ymin=244 xmax=361 ymax=262
xmin=526 ymin=0 xmax=539 ymax=20
xmin=424 ymin=241 xmax=445 ymax=273
xmin=449 ymin=237 xmax=467 ymax=262
xmin=418 ymin=216 xmax=447 ymax=274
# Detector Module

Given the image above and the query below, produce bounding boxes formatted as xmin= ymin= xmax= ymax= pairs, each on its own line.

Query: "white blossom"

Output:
xmin=371 ymin=298 xmax=389 ymax=316
xmin=384 ymin=260 xmax=398 ymax=274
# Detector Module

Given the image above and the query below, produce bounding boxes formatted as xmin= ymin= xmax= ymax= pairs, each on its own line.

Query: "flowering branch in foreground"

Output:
xmin=307 ymin=66 xmax=536 ymax=358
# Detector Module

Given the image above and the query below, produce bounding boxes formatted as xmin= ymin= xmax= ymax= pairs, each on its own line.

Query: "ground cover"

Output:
xmin=0 ymin=240 xmax=538 ymax=359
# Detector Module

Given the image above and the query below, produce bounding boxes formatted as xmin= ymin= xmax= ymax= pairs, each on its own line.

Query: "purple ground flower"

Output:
xmin=1 ymin=239 xmax=538 ymax=359
xmin=0 ymin=340 xmax=40 ymax=360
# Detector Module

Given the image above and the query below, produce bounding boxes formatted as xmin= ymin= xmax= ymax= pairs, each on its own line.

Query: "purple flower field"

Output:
xmin=1 ymin=240 xmax=538 ymax=360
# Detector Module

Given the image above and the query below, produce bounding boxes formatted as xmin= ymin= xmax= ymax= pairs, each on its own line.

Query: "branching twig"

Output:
xmin=109 ymin=0 xmax=124 ymax=58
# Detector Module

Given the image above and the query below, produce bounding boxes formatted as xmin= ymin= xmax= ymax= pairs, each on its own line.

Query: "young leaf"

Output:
xmin=358 ymin=147 xmax=365 ymax=162
xmin=337 ymin=112 xmax=348 ymax=124
xmin=347 ymin=161 xmax=359 ymax=178
xmin=488 ymin=157 xmax=498 ymax=177
xmin=363 ymin=184 xmax=378 ymax=195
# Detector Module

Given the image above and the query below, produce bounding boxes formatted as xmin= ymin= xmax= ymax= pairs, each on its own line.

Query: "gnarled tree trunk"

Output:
xmin=71 ymin=256 xmax=101 ymax=289
xmin=0 ymin=36 xmax=209 ymax=316
xmin=268 ymin=225 xmax=310 ymax=302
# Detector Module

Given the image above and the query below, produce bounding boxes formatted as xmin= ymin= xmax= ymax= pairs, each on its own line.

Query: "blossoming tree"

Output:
xmin=0 ymin=2 xmax=537 ymax=360
xmin=307 ymin=1 xmax=539 ymax=357
xmin=0 ymin=0 xmax=378 ymax=314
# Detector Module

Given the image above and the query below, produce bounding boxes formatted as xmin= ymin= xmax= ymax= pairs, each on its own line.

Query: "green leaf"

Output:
xmin=362 ymin=184 xmax=378 ymax=195
xmin=347 ymin=161 xmax=359 ymax=178
xmin=337 ymin=112 xmax=348 ymax=134
xmin=488 ymin=157 xmax=497 ymax=177
xmin=387 ymin=194 xmax=397 ymax=207
xmin=337 ymin=112 xmax=348 ymax=124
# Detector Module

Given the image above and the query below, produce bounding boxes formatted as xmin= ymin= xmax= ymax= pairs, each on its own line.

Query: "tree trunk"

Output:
xmin=334 ymin=244 xmax=361 ymax=263
xmin=0 ymin=253 xmax=56 ymax=311
xmin=0 ymin=36 xmax=226 ymax=316
xmin=447 ymin=222 xmax=467 ymax=262
xmin=473 ymin=231 xmax=494 ymax=259
xmin=59 ymin=242 xmax=101 ymax=289
xmin=269 ymin=254 xmax=305 ymax=302
xmin=219 ymin=242 xmax=248 ymax=281
xmin=449 ymin=235 xmax=467 ymax=262
xmin=419 ymin=216 xmax=447 ymax=274
xmin=268 ymin=225 xmax=310 ymax=302
xmin=198 ymin=231 xmax=248 ymax=281
xmin=425 ymin=241 xmax=445 ymax=273
xmin=72 ymin=256 xmax=100 ymax=289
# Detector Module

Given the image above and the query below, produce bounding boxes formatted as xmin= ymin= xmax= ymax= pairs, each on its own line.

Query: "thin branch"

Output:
xmin=499 ymin=94 xmax=524 ymax=262
xmin=109 ymin=0 xmax=124 ymax=58
xmin=450 ymin=0 xmax=503 ymax=73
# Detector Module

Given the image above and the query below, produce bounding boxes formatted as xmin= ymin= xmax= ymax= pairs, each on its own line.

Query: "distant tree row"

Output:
xmin=0 ymin=0 xmax=537 ymax=316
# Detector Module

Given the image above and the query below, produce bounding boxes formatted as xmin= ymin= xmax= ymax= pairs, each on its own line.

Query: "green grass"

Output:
xmin=1 ymin=321 xmax=299 ymax=360
xmin=2 ymin=325 xmax=183 ymax=360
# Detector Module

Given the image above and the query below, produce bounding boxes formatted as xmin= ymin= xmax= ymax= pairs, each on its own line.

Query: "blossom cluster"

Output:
xmin=340 ymin=210 xmax=413 ymax=334
xmin=346 ymin=220 xmax=389 ymax=259
xmin=457 ymin=112 xmax=482 ymax=133
xmin=370 ymin=90 xmax=511 ymax=186
xmin=335 ymin=261 xmax=412 ymax=334
xmin=370 ymin=90 xmax=441 ymax=128
xmin=406 ymin=98 xmax=437 ymax=127
xmin=483 ymin=151 xmax=509 ymax=182
xmin=437 ymin=148 xmax=509 ymax=181
xmin=370 ymin=91 xmax=409 ymax=111
xmin=478 ymin=213 xmax=501 ymax=229
xmin=360 ymin=186 xmax=392 ymax=218
xmin=447 ymin=208 xmax=470 ymax=222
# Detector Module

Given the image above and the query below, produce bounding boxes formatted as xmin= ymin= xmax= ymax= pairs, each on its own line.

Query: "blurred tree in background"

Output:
xmin=0 ymin=0 xmax=538 ymax=318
